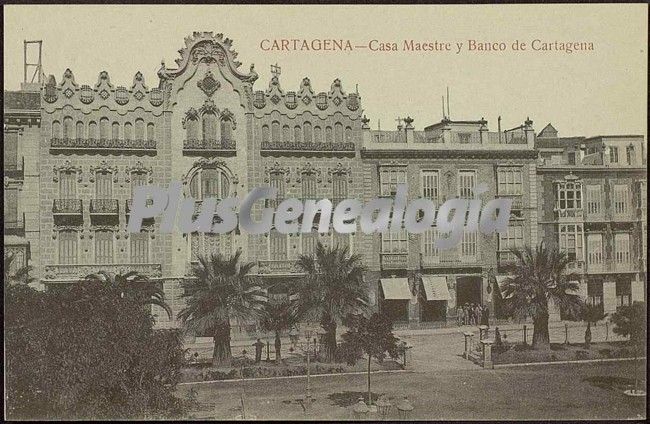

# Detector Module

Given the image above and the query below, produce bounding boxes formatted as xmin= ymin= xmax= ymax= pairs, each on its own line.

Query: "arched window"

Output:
xmin=112 ymin=122 xmax=120 ymax=139
xmin=345 ymin=126 xmax=352 ymax=143
xmin=189 ymin=167 xmax=230 ymax=200
xmin=303 ymin=121 xmax=313 ymax=143
xmin=261 ymin=124 xmax=270 ymax=143
xmin=75 ymin=121 xmax=85 ymax=139
xmin=135 ymin=118 xmax=145 ymax=140
xmin=202 ymin=112 xmax=218 ymax=141
xmin=99 ymin=118 xmax=110 ymax=140
xmin=325 ymin=126 xmax=333 ymax=143
xmin=63 ymin=117 xmax=74 ymax=139
xmin=124 ymin=122 xmax=133 ymax=141
xmin=334 ymin=122 xmax=343 ymax=143
xmin=88 ymin=121 xmax=97 ymax=139
xmin=147 ymin=123 xmax=155 ymax=141
xmin=220 ymin=117 xmax=233 ymax=141
xmin=52 ymin=120 xmax=62 ymax=138
xmin=314 ymin=126 xmax=322 ymax=143
xmin=271 ymin=121 xmax=281 ymax=143
xmin=186 ymin=115 xmax=199 ymax=140
xmin=294 ymin=125 xmax=302 ymax=143
xmin=282 ymin=125 xmax=290 ymax=143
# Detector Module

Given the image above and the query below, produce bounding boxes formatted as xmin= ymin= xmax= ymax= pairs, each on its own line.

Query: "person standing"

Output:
xmin=481 ymin=305 xmax=490 ymax=326
xmin=253 ymin=338 xmax=265 ymax=363
xmin=476 ymin=304 xmax=482 ymax=326
xmin=457 ymin=305 xmax=464 ymax=326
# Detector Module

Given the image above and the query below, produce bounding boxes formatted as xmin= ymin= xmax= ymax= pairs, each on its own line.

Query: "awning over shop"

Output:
xmin=496 ymin=275 xmax=513 ymax=299
xmin=421 ymin=275 xmax=451 ymax=301
xmin=380 ymin=278 xmax=411 ymax=300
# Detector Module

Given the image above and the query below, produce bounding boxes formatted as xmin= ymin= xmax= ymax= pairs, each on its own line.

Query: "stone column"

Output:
xmin=603 ymin=280 xmax=617 ymax=315
xmin=481 ymin=339 xmax=494 ymax=369
xmin=463 ymin=332 xmax=474 ymax=359
xmin=404 ymin=116 xmax=414 ymax=143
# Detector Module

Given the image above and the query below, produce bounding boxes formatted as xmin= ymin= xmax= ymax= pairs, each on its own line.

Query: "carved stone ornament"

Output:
xmin=327 ymin=162 xmax=353 ymax=183
xmin=296 ymin=162 xmax=322 ymax=183
xmin=253 ymin=91 xmax=266 ymax=109
xmin=347 ymin=93 xmax=360 ymax=111
xmin=115 ymin=86 xmax=129 ymax=105
xmin=199 ymin=98 xmax=219 ymax=115
xmin=125 ymin=161 xmax=154 ymax=184
xmin=191 ymin=40 xmax=227 ymax=66
xmin=44 ymin=75 xmax=58 ymax=103
xmin=52 ymin=225 xmax=85 ymax=240
xmin=89 ymin=225 xmax=119 ymax=239
xmin=53 ymin=161 xmax=83 ymax=183
xmin=80 ymin=85 xmax=94 ymax=104
xmin=220 ymin=108 xmax=237 ymax=130
xmin=264 ymin=162 xmax=291 ymax=183
xmin=182 ymin=108 xmax=199 ymax=129
xmin=316 ymin=92 xmax=328 ymax=110
xmin=197 ymin=70 xmax=221 ymax=97
xmin=149 ymin=88 xmax=164 ymax=107
xmin=89 ymin=160 xmax=119 ymax=183
xmin=285 ymin=92 xmax=297 ymax=109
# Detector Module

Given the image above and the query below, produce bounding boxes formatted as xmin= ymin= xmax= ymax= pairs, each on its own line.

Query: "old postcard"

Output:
xmin=3 ymin=4 xmax=647 ymax=421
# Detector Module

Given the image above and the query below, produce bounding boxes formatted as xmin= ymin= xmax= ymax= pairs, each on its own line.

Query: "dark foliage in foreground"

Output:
xmin=5 ymin=280 xmax=187 ymax=419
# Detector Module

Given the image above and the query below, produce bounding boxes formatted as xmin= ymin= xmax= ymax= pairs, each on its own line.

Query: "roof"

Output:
xmin=537 ymin=123 xmax=558 ymax=138
xmin=535 ymin=137 xmax=585 ymax=149
xmin=380 ymin=278 xmax=411 ymax=300
xmin=4 ymin=91 xmax=41 ymax=110
xmin=421 ymin=275 xmax=451 ymax=301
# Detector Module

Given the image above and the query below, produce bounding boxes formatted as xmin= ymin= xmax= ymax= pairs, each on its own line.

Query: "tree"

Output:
xmin=259 ymin=298 xmax=299 ymax=363
xmin=82 ymin=270 xmax=172 ymax=319
xmin=178 ymin=251 xmax=267 ymax=366
xmin=295 ymin=242 xmax=369 ymax=362
xmin=4 ymin=252 xmax=35 ymax=287
xmin=499 ymin=244 xmax=583 ymax=350
xmin=611 ymin=301 xmax=647 ymax=393
xmin=5 ymin=280 xmax=186 ymax=419
xmin=338 ymin=313 xmax=401 ymax=406
xmin=581 ymin=303 xmax=607 ymax=349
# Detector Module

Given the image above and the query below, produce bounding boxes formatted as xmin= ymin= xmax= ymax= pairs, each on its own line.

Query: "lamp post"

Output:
xmin=301 ymin=330 xmax=317 ymax=406
xmin=238 ymin=349 xmax=247 ymax=420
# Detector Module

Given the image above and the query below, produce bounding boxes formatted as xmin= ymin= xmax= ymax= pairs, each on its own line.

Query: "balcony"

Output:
xmin=497 ymin=195 xmax=523 ymax=211
xmin=613 ymin=261 xmax=637 ymax=273
xmin=257 ymin=259 xmax=302 ymax=275
xmin=565 ymin=260 xmax=585 ymax=274
xmin=380 ymin=253 xmax=408 ymax=270
xmin=43 ymin=263 xmax=163 ymax=281
xmin=53 ymin=199 xmax=83 ymax=215
xmin=4 ymin=212 xmax=25 ymax=235
xmin=50 ymin=138 xmax=157 ymax=154
xmin=4 ymin=156 xmax=24 ymax=179
xmin=183 ymin=139 xmax=236 ymax=156
xmin=585 ymin=262 xmax=608 ymax=274
xmin=260 ymin=141 xmax=355 ymax=157
xmin=584 ymin=208 xmax=607 ymax=222
xmin=90 ymin=199 xmax=119 ymax=215
xmin=554 ymin=208 xmax=584 ymax=220
xmin=125 ymin=198 xmax=155 ymax=214
xmin=611 ymin=210 xmax=638 ymax=222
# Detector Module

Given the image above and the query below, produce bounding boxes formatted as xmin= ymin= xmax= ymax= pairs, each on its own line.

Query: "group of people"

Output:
xmin=456 ymin=303 xmax=489 ymax=326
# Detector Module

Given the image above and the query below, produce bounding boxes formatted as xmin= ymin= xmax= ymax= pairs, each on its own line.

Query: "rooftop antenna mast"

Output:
xmin=24 ymin=40 xmax=44 ymax=84
xmin=446 ymin=86 xmax=450 ymax=119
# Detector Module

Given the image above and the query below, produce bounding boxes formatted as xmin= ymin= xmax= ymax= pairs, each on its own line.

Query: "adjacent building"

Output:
xmin=3 ymin=32 xmax=647 ymax=331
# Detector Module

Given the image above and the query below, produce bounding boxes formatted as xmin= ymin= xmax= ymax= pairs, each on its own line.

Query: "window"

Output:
xmin=380 ymin=166 xmax=407 ymax=196
xmin=458 ymin=132 xmax=471 ymax=144
xmin=63 ymin=117 xmax=74 ymax=139
xmin=587 ymin=234 xmax=603 ymax=265
xmin=267 ymin=172 xmax=286 ymax=209
xmin=147 ymin=123 xmax=155 ymax=142
xmin=76 ymin=121 xmax=85 ymax=139
xmin=613 ymin=184 xmax=629 ymax=215
xmin=220 ymin=117 xmax=232 ymax=140
xmin=95 ymin=230 xmax=114 ymax=264
xmin=269 ymin=229 xmax=288 ymax=260
xmin=304 ymin=122 xmax=312 ymax=143
xmin=301 ymin=230 xmax=318 ymax=256
xmin=422 ymin=227 xmax=439 ymax=257
xmin=112 ymin=121 xmax=120 ymax=139
xmin=271 ymin=121 xmax=281 ymax=143
xmin=314 ymin=126 xmax=322 ymax=143
xmin=497 ymin=167 xmax=523 ymax=195
xmin=135 ymin=119 xmax=145 ymax=140
xmin=131 ymin=172 xmax=148 ymax=197
xmin=124 ymin=122 xmax=133 ymax=141
xmin=282 ymin=125 xmax=290 ymax=143
xmin=334 ymin=122 xmax=343 ymax=143
xmin=190 ymin=232 xmax=227 ymax=261
xmin=587 ymin=281 xmax=603 ymax=306
xmin=4 ymin=131 xmax=18 ymax=169
xmin=189 ymin=168 xmax=230 ymax=200
xmin=186 ymin=115 xmax=199 ymax=140
xmin=88 ymin=121 xmax=97 ymax=139
xmin=609 ymin=146 xmax=619 ymax=163
xmin=4 ymin=188 xmax=18 ymax=224
xmin=421 ymin=170 xmax=440 ymax=203
xmin=458 ymin=170 xmax=476 ymax=199
xmin=567 ymin=152 xmax=576 ymax=165
xmin=95 ymin=171 xmax=113 ymax=198
xmin=301 ymin=173 xmax=317 ymax=200
xmin=381 ymin=229 xmax=408 ymax=253
xmin=59 ymin=171 xmax=77 ymax=199
xmin=332 ymin=173 xmax=349 ymax=204
xmin=616 ymin=280 xmax=631 ymax=308
xmin=614 ymin=233 xmax=631 ymax=264
xmin=99 ymin=118 xmax=110 ymax=140
xmin=345 ymin=127 xmax=352 ymax=143
xmin=558 ymin=224 xmax=584 ymax=262
xmin=202 ymin=113 xmax=217 ymax=141
xmin=461 ymin=231 xmax=477 ymax=258
xmin=59 ymin=230 xmax=78 ymax=264
xmin=52 ymin=120 xmax=62 ymax=138
xmin=556 ymin=182 xmax=582 ymax=210
xmin=130 ymin=231 xmax=149 ymax=263
xmin=499 ymin=225 xmax=524 ymax=252
xmin=294 ymin=126 xmax=302 ymax=143
xmin=586 ymin=184 xmax=602 ymax=214
xmin=325 ymin=126 xmax=333 ymax=143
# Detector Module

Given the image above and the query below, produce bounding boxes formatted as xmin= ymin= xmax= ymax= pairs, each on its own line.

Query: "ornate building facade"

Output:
xmin=3 ymin=32 xmax=647 ymax=329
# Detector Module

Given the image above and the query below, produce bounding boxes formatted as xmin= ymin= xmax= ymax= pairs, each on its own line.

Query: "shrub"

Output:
xmin=575 ymin=350 xmax=589 ymax=360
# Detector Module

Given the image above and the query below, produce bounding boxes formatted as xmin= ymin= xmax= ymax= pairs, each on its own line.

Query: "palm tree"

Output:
xmin=295 ymin=242 xmax=369 ymax=362
xmin=259 ymin=298 xmax=299 ymax=363
xmin=4 ymin=253 xmax=35 ymax=286
xmin=500 ymin=244 xmax=583 ymax=350
xmin=83 ymin=270 xmax=172 ymax=319
xmin=178 ymin=251 xmax=267 ymax=367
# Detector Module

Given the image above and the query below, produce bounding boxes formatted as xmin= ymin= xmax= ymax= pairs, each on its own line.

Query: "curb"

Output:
xmin=493 ymin=356 xmax=647 ymax=369
xmin=178 ymin=368 xmax=415 ymax=386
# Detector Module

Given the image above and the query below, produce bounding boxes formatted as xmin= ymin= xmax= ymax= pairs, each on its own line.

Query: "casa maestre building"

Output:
xmin=3 ymin=32 xmax=647 ymax=330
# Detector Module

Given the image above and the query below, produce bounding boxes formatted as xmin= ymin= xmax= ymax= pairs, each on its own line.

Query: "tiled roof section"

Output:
xmin=3 ymin=91 xmax=41 ymax=110
xmin=537 ymin=123 xmax=558 ymax=138
xmin=536 ymin=137 xmax=584 ymax=149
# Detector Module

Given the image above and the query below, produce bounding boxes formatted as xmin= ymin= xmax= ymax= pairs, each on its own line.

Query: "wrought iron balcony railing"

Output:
xmin=380 ymin=253 xmax=408 ymax=270
xmin=257 ymin=259 xmax=302 ymax=275
xmin=43 ymin=263 xmax=162 ymax=280
xmin=50 ymin=138 xmax=156 ymax=152
xmin=183 ymin=138 xmax=236 ymax=153
xmin=90 ymin=199 xmax=119 ymax=214
xmin=260 ymin=141 xmax=356 ymax=154
xmin=53 ymin=199 xmax=83 ymax=214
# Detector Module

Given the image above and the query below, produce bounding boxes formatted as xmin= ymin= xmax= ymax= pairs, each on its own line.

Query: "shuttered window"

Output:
xmin=4 ymin=188 xmax=18 ymax=223
xmin=95 ymin=230 xmax=114 ymax=264
xmin=130 ymin=232 xmax=149 ymax=263
xmin=269 ymin=229 xmax=288 ymax=260
xmin=95 ymin=171 xmax=113 ymax=198
xmin=4 ymin=131 xmax=18 ymax=169
xmin=59 ymin=230 xmax=78 ymax=264
xmin=59 ymin=171 xmax=77 ymax=199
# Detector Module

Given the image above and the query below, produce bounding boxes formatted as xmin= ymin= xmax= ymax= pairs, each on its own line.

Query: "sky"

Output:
xmin=4 ymin=4 xmax=648 ymax=138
